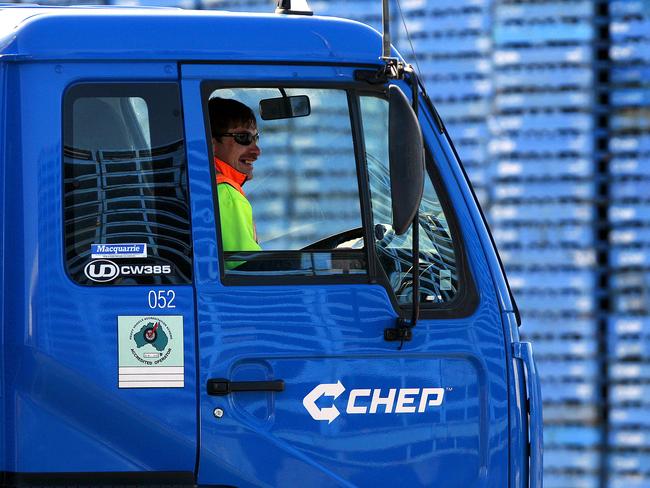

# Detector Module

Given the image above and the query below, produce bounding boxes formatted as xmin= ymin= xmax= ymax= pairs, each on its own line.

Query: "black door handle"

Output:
xmin=207 ymin=378 xmax=285 ymax=396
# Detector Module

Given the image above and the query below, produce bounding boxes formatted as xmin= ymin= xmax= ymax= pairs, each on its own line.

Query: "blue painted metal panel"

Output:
xmin=0 ymin=8 xmax=385 ymax=65
xmin=512 ymin=340 xmax=543 ymax=488
xmin=0 ymin=57 xmax=5 ymax=473
xmin=503 ymin=313 xmax=527 ymax=488
xmin=182 ymin=62 xmax=512 ymax=487
xmin=3 ymin=61 xmax=197 ymax=473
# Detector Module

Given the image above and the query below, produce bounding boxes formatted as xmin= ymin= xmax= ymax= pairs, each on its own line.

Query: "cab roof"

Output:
xmin=0 ymin=5 xmax=384 ymax=64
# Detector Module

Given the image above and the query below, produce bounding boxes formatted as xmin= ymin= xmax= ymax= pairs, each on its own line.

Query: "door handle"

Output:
xmin=207 ymin=378 xmax=285 ymax=396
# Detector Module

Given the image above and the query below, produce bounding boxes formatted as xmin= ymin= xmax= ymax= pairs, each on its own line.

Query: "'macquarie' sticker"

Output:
xmin=92 ymin=243 xmax=147 ymax=259
xmin=118 ymin=315 xmax=184 ymax=388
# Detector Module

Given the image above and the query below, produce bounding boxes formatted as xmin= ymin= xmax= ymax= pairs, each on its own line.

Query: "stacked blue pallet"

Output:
xmin=392 ymin=0 xmax=493 ymax=206
xmin=607 ymin=1 xmax=650 ymax=487
xmin=200 ymin=0 xmax=273 ymax=12
xmin=491 ymin=1 xmax=600 ymax=487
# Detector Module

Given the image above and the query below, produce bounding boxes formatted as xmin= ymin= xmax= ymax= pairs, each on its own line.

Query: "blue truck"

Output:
xmin=0 ymin=2 xmax=542 ymax=487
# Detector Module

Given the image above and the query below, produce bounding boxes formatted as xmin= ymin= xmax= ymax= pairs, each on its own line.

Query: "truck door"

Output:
xmin=182 ymin=64 xmax=510 ymax=487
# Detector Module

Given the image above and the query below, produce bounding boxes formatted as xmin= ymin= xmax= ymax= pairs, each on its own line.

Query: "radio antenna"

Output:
xmin=382 ymin=0 xmax=391 ymax=59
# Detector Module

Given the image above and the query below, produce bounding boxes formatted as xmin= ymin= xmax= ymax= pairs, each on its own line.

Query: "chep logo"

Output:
xmin=84 ymin=259 xmax=119 ymax=282
xmin=303 ymin=381 xmax=446 ymax=424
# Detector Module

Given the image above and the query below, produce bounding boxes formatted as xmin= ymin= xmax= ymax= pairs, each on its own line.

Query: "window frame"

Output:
xmin=201 ymin=79 xmax=478 ymax=319
xmin=201 ymin=81 xmax=373 ymax=286
xmin=61 ymin=81 xmax=193 ymax=287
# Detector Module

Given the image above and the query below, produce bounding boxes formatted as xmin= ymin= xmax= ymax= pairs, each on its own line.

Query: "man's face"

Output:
xmin=212 ymin=123 xmax=261 ymax=180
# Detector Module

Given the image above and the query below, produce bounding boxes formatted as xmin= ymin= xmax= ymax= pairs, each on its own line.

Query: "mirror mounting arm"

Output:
xmin=384 ymin=71 xmax=423 ymax=348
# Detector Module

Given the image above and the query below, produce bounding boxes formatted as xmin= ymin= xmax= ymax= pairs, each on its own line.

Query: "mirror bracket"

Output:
xmin=380 ymin=57 xmax=413 ymax=80
xmin=384 ymin=321 xmax=413 ymax=343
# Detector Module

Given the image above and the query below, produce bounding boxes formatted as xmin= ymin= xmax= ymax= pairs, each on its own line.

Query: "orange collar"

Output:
xmin=214 ymin=157 xmax=247 ymax=196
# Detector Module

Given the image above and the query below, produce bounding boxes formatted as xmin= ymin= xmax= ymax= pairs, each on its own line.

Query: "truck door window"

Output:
xmin=207 ymin=87 xmax=367 ymax=279
xmin=360 ymin=94 xmax=459 ymax=306
xmin=63 ymin=83 xmax=192 ymax=285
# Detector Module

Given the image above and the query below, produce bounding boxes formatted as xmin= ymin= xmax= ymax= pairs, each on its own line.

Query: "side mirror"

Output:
xmin=389 ymin=85 xmax=425 ymax=235
xmin=259 ymin=95 xmax=311 ymax=120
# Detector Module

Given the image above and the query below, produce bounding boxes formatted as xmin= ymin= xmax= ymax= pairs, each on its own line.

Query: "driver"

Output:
xmin=208 ymin=97 xmax=262 ymax=252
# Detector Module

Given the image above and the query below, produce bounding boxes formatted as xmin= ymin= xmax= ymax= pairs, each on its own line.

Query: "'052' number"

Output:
xmin=148 ymin=290 xmax=176 ymax=309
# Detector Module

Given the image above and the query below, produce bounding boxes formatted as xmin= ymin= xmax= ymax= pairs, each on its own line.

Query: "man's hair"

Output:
xmin=208 ymin=97 xmax=256 ymax=141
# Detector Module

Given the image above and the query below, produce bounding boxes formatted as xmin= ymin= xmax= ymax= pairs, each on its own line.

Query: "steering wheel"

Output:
xmin=301 ymin=227 xmax=364 ymax=251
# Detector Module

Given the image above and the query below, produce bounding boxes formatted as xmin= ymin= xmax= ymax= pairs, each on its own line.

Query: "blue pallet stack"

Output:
xmin=490 ymin=1 xmax=601 ymax=487
xmin=393 ymin=0 xmax=493 ymax=207
xmin=200 ymin=0 xmax=272 ymax=11
xmin=607 ymin=1 xmax=650 ymax=487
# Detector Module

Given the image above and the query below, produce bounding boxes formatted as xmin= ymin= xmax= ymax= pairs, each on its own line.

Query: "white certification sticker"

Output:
xmin=117 ymin=315 xmax=184 ymax=388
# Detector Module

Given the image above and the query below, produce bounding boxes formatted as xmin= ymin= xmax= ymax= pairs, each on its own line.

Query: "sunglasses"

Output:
xmin=216 ymin=132 xmax=260 ymax=146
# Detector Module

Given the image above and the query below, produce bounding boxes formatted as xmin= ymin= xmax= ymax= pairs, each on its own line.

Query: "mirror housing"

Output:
xmin=389 ymin=85 xmax=425 ymax=235
xmin=259 ymin=95 xmax=311 ymax=120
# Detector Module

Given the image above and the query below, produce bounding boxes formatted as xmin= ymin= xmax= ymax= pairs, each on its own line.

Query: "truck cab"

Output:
xmin=0 ymin=5 xmax=541 ymax=487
